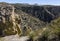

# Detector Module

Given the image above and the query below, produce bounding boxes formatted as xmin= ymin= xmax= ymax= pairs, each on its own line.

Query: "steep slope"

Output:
xmin=27 ymin=17 xmax=60 ymax=41
xmin=37 ymin=17 xmax=60 ymax=41
xmin=14 ymin=4 xmax=60 ymax=22
xmin=0 ymin=4 xmax=18 ymax=36
xmin=0 ymin=3 xmax=46 ymax=37
xmin=0 ymin=2 xmax=60 ymax=41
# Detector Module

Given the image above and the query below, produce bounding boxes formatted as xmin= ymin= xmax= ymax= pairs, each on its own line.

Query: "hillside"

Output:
xmin=0 ymin=2 xmax=60 ymax=41
xmin=14 ymin=4 xmax=60 ymax=22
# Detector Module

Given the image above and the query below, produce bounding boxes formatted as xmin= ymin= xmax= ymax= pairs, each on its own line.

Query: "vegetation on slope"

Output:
xmin=28 ymin=17 xmax=60 ymax=41
xmin=0 ymin=3 xmax=60 ymax=41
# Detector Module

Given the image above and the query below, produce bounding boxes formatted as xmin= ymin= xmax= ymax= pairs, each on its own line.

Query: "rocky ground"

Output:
xmin=0 ymin=35 xmax=29 ymax=41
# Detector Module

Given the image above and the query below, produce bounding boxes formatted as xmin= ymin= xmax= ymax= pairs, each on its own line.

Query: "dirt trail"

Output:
xmin=0 ymin=35 xmax=29 ymax=41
